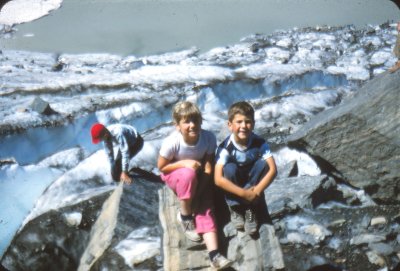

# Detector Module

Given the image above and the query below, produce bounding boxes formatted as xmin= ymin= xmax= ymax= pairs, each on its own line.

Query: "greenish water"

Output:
xmin=1 ymin=0 xmax=399 ymax=56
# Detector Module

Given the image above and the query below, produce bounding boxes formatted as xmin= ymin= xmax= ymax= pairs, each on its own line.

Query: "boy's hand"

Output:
xmin=243 ymin=188 xmax=259 ymax=202
xmin=250 ymin=186 xmax=262 ymax=203
xmin=120 ymin=172 xmax=132 ymax=185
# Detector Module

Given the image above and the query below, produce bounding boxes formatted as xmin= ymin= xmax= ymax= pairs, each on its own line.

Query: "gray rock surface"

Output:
xmin=159 ymin=186 xmax=285 ymax=271
xmin=287 ymin=72 xmax=400 ymax=204
xmin=29 ymin=97 xmax=56 ymax=115
xmin=159 ymin=187 xmax=210 ymax=271
xmin=1 ymin=173 xmax=163 ymax=271
xmin=266 ymin=174 xmax=337 ymax=217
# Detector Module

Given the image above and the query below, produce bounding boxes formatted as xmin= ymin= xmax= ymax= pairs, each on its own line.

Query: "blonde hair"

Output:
xmin=228 ymin=101 xmax=255 ymax=122
xmin=172 ymin=101 xmax=202 ymax=124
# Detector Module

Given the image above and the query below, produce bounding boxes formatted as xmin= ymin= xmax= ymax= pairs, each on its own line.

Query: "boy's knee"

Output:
xmin=255 ymin=158 xmax=270 ymax=172
xmin=223 ymin=163 xmax=237 ymax=179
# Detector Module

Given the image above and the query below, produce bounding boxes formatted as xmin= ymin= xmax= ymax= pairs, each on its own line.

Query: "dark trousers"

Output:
xmin=111 ymin=135 xmax=144 ymax=181
xmin=223 ymin=158 xmax=269 ymax=207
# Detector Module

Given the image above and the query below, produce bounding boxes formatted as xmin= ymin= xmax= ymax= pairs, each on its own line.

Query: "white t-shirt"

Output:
xmin=159 ymin=129 xmax=216 ymax=162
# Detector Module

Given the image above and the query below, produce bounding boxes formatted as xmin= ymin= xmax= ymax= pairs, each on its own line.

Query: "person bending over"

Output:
xmin=91 ymin=123 xmax=143 ymax=184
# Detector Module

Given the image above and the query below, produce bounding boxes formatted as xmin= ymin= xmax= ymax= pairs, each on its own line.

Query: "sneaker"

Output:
xmin=176 ymin=212 xmax=201 ymax=242
xmin=244 ymin=208 xmax=258 ymax=235
xmin=210 ymin=253 xmax=233 ymax=270
xmin=228 ymin=205 xmax=244 ymax=230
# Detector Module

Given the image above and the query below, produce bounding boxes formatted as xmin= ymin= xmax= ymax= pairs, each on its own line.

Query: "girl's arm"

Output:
xmin=198 ymin=152 xmax=214 ymax=185
xmin=157 ymin=155 xmax=201 ymax=174
xmin=191 ymin=153 xmax=214 ymax=212
xmin=202 ymin=153 xmax=214 ymax=175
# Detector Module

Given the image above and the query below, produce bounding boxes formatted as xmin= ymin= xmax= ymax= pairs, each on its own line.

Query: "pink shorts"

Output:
xmin=161 ymin=167 xmax=216 ymax=234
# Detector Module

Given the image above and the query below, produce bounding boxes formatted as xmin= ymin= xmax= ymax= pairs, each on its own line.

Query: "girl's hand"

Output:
xmin=181 ymin=159 xmax=201 ymax=171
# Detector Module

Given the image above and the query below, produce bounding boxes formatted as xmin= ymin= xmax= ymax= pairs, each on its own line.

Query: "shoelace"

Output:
xmin=212 ymin=254 xmax=222 ymax=265
xmin=232 ymin=210 xmax=241 ymax=219
xmin=183 ymin=219 xmax=195 ymax=231
xmin=245 ymin=209 xmax=255 ymax=222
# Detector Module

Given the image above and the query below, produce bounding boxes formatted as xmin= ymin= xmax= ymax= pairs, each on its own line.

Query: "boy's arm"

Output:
xmin=104 ymin=138 xmax=114 ymax=164
xmin=214 ymin=163 xmax=258 ymax=202
xmin=252 ymin=156 xmax=277 ymax=196
xmin=115 ymin=133 xmax=134 ymax=184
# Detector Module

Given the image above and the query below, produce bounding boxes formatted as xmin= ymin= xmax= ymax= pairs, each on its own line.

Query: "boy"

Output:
xmin=214 ymin=101 xmax=277 ymax=235
xmin=389 ymin=21 xmax=400 ymax=73
xmin=91 ymin=123 xmax=143 ymax=184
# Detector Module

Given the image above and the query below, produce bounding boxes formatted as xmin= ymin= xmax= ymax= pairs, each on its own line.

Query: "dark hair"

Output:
xmin=228 ymin=101 xmax=255 ymax=122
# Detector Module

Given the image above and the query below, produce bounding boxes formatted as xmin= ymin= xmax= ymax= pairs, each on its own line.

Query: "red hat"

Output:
xmin=91 ymin=123 xmax=106 ymax=144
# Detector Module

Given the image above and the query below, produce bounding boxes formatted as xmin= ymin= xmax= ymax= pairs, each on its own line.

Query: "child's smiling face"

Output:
xmin=176 ymin=117 xmax=201 ymax=145
xmin=228 ymin=113 xmax=254 ymax=146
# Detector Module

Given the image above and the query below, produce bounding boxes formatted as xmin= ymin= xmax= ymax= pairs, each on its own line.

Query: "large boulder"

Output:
xmin=159 ymin=185 xmax=285 ymax=270
xmin=1 ymin=172 xmax=163 ymax=271
xmin=266 ymin=174 xmax=338 ymax=218
xmin=287 ymin=72 xmax=400 ymax=204
xmin=29 ymin=97 xmax=57 ymax=115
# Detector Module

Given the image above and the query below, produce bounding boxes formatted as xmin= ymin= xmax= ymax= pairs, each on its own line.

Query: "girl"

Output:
xmin=157 ymin=101 xmax=232 ymax=270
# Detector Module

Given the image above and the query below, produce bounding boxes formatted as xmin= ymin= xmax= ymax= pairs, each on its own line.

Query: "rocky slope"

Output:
xmin=287 ymin=71 xmax=400 ymax=204
xmin=2 ymin=49 xmax=400 ymax=271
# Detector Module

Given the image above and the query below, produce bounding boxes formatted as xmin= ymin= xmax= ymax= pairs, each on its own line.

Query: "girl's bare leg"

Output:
xmin=180 ymin=198 xmax=192 ymax=216
xmin=203 ymin=231 xmax=218 ymax=251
